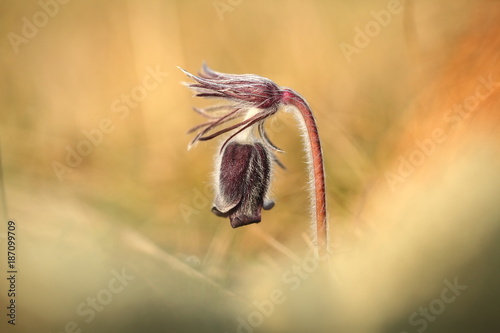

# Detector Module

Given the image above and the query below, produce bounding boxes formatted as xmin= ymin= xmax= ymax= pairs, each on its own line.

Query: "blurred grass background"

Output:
xmin=1 ymin=0 xmax=499 ymax=332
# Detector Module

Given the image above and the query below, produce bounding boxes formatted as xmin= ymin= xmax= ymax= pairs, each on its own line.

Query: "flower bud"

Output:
xmin=212 ymin=141 xmax=273 ymax=228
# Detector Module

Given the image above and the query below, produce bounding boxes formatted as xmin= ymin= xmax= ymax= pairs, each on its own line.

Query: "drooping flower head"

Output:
xmin=180 ymin=64 xmax=285 ymax=228
xmin=181 ymin=63 xmax=329 ymax=255
xmin=211 ymin=140 xmax=275 ymax=228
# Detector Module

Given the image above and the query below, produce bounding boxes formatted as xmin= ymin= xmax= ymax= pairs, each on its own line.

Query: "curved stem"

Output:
xmin=281 ymin=89 xmax=328 ymax=257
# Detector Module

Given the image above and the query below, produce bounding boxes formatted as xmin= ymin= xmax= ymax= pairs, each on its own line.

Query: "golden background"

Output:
xmin=1 ymin=0 xmax=499 ymax=332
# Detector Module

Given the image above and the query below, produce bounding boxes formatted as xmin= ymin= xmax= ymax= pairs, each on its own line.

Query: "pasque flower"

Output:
xmin=211 ymin=140 xmax=274 ymax=228
xmin=181 ymin=64 xmax=329 ymax=255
